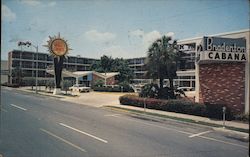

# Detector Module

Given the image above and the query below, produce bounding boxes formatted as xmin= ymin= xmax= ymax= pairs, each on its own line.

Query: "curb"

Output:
xmin=104 ymin=106 xmax=249 ymax=135
xmin=15 ymin=88 xmax=66 ymax=99
xmin=212 ymin=127 xmax=249 ymax=142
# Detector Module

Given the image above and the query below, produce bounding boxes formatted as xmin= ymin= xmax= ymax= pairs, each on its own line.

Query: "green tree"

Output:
xmin=146 ymin=35 xmax=180 ymax=99
xmin=62 ymin=80 xmax=72 ymax=94
xmin=91 ymin=55 xmax=134 ymax=84
xmin=112 ymin=58 xmax=134 ymax=83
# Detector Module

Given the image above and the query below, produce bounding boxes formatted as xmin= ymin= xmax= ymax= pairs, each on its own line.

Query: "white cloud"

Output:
xmin=166 ymin=32 xmax=175 ymax=37
xmin=20 ymin=0 xmax=41 ymax=6
xmin=128 ymin=29 xmax=175 ymax=50
xmin=2 ymin=5 xmax=16 ymax=22
xmin=48 ymin=1 xmax=56 ymax=7
xmin=85 ymin=30 xmax=116 ymax=42
xmin=129 ymin=29 xmax=144 ymax=38
xmin=142 ymin=30 xmax=161 ymax=48
xmin=102 ymin=45 xmax=130 ymax=58
xmin=41 ymin=36 xmax=49 ymax=46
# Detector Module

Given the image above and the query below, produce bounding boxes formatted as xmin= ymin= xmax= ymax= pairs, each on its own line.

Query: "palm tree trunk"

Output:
xmin=159 ymin=76 xmax=164 ymax=98
xmin=159 ymin=77 xmax=164 ymax=90
xmin=169 ymin=78 xmax=175 ymax=99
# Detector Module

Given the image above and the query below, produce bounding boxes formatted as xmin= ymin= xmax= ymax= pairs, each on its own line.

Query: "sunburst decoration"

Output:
xmin=43 ymin=33 xmax=72 ymax=60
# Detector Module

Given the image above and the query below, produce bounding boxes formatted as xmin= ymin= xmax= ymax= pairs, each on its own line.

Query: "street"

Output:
xmin=0 ymin=87 xmax=249 ymax=157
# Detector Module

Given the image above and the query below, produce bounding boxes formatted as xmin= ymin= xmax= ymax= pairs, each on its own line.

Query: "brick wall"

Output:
xmin=199 ymin=63 xmax=245 ymax=114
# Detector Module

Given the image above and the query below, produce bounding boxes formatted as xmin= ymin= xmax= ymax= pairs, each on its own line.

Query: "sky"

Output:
xmin=1 ymin=0 xmax=249 ymax=60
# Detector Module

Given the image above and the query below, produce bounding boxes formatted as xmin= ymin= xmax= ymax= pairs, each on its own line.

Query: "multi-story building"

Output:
xmin=125 ymin=47 xmax=196 ymax=88
xmin=8 ymin=50 xmax=98 ymax=85
xmin=1 ymin=60 xmax=9 ymax=84
xmin=8 ymin=45 xmax=197 ymax=88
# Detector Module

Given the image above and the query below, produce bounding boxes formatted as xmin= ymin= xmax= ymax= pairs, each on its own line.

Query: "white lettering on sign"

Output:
xmin=206 ymin=37 xmax=246 ymax=53
xmin=200 ymin=51 xmax=247 ymax=62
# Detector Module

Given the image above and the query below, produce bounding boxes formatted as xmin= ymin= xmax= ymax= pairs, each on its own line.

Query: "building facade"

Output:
xmin=6 ymin=29 xmax=249 ymax=114
xmin=8 ymin=50 xmax=98 ymax=85
xmin=1 ymin=60 xmax=9 ymax=84
xmin=178 ymin=29 xmax=249 ymax=114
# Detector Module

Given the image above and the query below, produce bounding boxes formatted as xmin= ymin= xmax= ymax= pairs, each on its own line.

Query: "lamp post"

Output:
xmin=18 ymin=41 xmax=38 ymax=94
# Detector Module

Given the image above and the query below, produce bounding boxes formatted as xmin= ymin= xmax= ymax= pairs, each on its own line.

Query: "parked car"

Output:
xmin=176 ymin=87 xmax=195 ymax=98
xmin=69 ymin=84 xmax=91 ymax=92
xmin=177 ymin=87 xmax=194 ymax=91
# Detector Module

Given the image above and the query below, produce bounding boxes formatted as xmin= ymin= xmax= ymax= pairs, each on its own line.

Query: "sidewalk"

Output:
xmin=15 ymin=86 xmax=249 ymax=133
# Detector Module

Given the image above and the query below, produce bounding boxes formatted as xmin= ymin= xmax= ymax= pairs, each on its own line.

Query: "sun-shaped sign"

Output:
xmin=44 ymin=33 xmax=72 ymax=58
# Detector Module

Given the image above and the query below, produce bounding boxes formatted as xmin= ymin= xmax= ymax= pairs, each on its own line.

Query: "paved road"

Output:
xmin=0 ymin=87 xmax=249 ymax=157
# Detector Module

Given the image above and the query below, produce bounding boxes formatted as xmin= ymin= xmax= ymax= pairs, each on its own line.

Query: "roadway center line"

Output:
xmin=40 ymin=128 xmax=86 ymax=152
xmin=59 ymin=123 xmax=108 ymax=144
xmin=189 ymin=130 xmax=212 ymax=138
xmin=104 ymin=114 xmax=121 ymax=117
xmin=10 ymin=104 xmax=27 ymax=111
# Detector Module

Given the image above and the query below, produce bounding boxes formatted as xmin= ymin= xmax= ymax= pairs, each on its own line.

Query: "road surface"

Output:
xmin=0 ymin=87 xmax=248 ymax=157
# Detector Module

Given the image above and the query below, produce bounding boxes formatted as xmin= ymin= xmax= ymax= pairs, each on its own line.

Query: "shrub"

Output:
xmin=62 ymin=80 xmax=73 ymax=94
xmin=118 ymin=81 xmax=134 ymax=92
xmin=93 ymin=84 xmax=133 ymax=92
xmin=139 ymin=83 xmax=187 ymax=100
xmin=204 ymin=103 xmax=234 ymax=120
xmin=139 ymin=83 xmax=159 ymax=98
xmin=119 ymin=95 xmax=206 ymax=117
xmin=234 ymin=113 xmax=249 ymax=122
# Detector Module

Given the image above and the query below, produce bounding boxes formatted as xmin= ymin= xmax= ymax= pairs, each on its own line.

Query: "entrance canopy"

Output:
xmin=46 ymin=69 xmax=119 ymax=85
xmin=46 ymin=69 xmax=119 ymax=79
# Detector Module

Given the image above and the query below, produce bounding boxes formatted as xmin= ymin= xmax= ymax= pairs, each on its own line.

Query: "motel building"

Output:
xmin=4 ymin=29 xmax=249 ymax=115
xmin=178 ymin=29 xmax=249 ymax=115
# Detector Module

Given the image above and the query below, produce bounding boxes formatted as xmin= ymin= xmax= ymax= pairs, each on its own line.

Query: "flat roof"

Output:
xmin=178 ymin=29 xmax=250 ymax=44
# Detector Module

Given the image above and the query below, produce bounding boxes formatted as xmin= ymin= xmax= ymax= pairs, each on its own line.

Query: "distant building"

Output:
xmin=1 ymin=60 xmax=9 ymax=84
xmin=8 ymin=50 xmax=98 ymax=85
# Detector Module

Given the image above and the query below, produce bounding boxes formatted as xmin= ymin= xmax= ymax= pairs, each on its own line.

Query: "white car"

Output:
xmin=177 ymin=87 xmax=194 ymax=92
xmin=69 ymin=84 xmax=91 ymax=92
xmin=177 ymin=87 xmax=195 ymax=97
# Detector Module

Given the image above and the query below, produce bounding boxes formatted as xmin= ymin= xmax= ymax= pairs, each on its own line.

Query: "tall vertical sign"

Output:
xmin=44 ymin=33 xmax=72 ymax=94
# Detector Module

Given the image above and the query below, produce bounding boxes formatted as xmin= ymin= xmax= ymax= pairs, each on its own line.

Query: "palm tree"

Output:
xmin=146 ymin=35 xmax=180 ymax=99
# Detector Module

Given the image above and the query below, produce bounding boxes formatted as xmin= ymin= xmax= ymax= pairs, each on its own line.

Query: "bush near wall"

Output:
xmin=119 ymin=94 xmax=207 ymax=117
xmin=205 ymin=103 xmax=234 ymax=120
xmin=234 ymin=113 xmax=249 ymax=122
xmin=119 ymin=95 xmax=237 ymax=120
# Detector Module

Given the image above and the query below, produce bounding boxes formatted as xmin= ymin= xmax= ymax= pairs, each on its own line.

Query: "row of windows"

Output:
xmin=127 ymin=58 xmax=146 ymax=65
xmin=12 ymin=60 xmax=91 ymax=70
xmin=11 ymin=51 xmax=97 ymax=64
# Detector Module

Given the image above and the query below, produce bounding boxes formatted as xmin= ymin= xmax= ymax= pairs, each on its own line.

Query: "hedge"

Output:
xmin=93 ymin=86 xmax=134 ymax=92
xmin=119 ymin=94 xmax=206 ymax=117
xmin=119 ymin=94 xmax=235 ymax=120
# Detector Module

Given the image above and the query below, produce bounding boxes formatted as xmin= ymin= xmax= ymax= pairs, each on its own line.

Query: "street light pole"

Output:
xmin=35 ymin=45 xmax=38 ymax=94
xmin=18 ymin=41 xmax=39 ymax=94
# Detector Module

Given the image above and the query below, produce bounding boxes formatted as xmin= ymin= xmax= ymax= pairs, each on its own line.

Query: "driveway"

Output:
xmin=63 ymin=91 xmax=133 ymax=107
